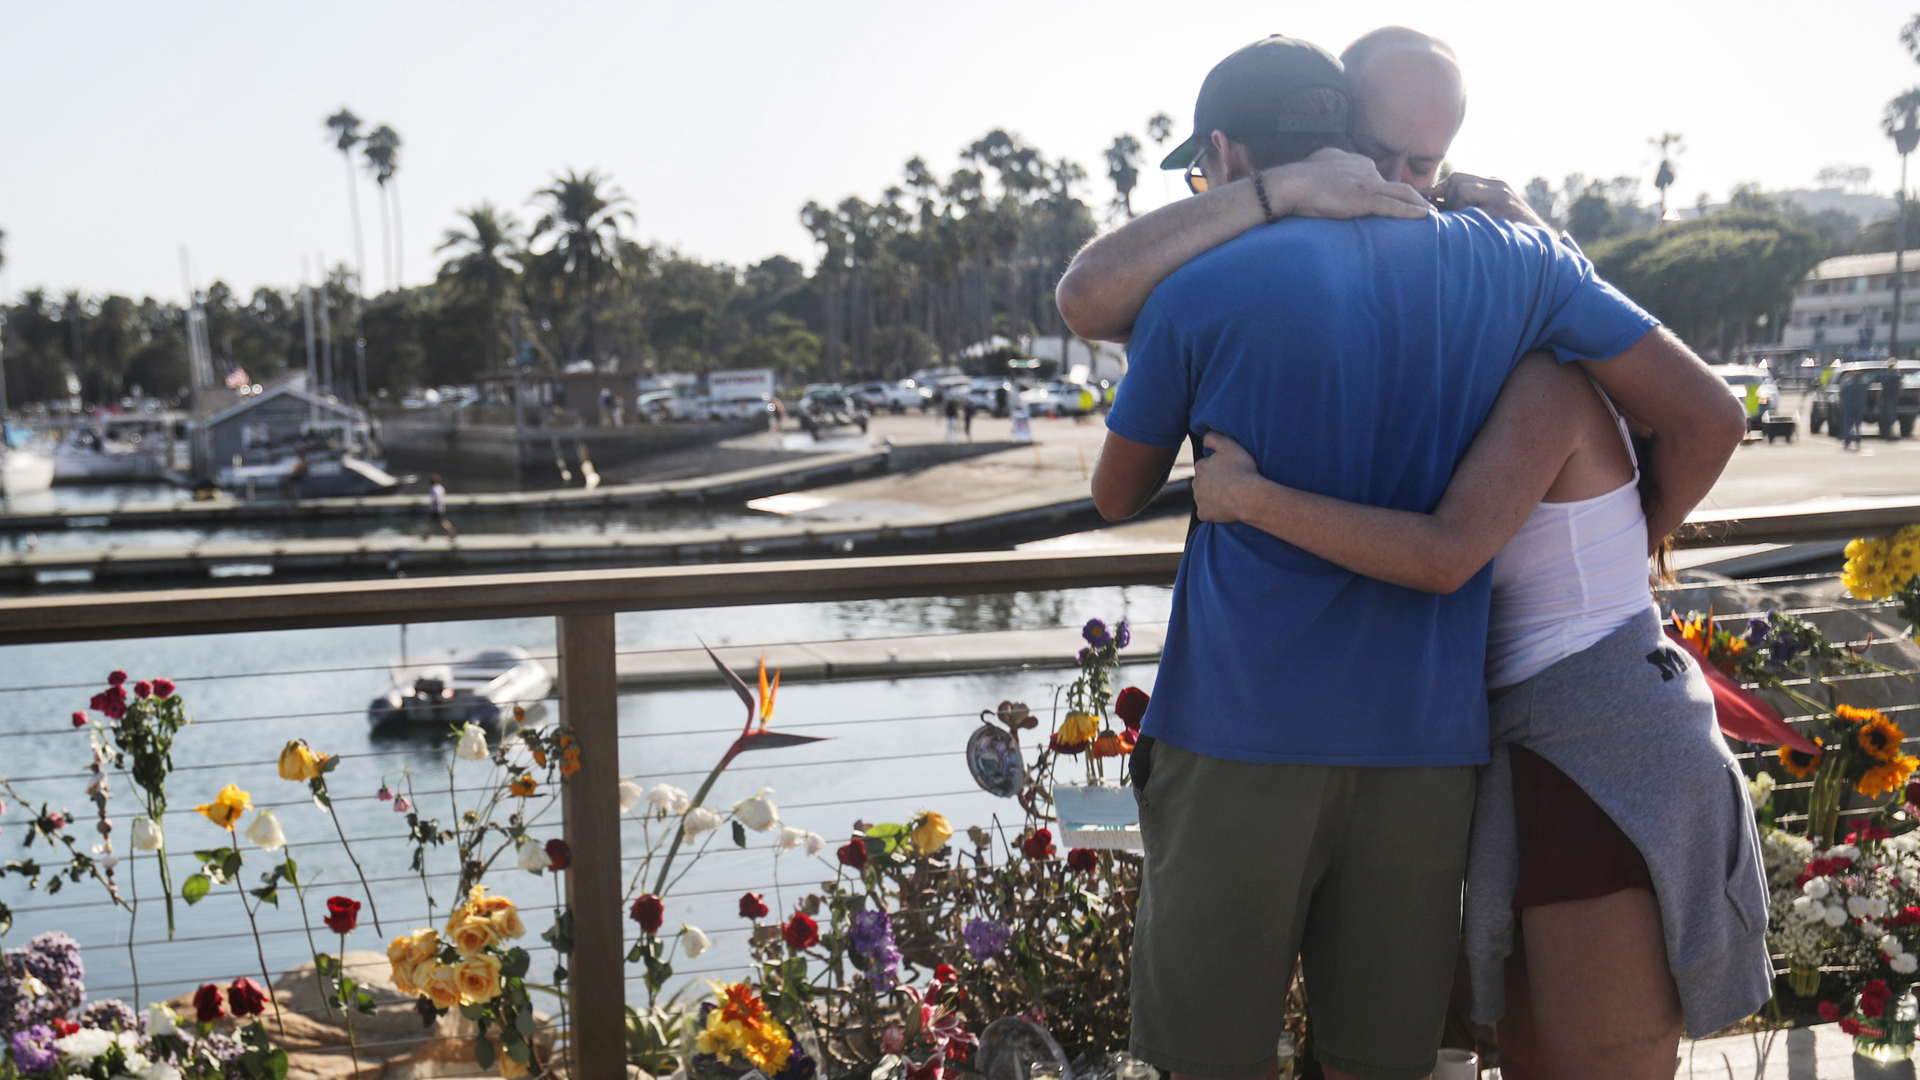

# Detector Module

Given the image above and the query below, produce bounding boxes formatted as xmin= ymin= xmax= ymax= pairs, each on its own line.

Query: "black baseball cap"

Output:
xmin=1159 ymin=35 xmax=1352 ymax=170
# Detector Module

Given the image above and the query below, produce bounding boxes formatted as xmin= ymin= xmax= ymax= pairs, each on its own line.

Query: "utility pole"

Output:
xmin=302 ymin=257 xmax=319 ymax=422
xmin=1895 ymin=127 xmax=1918 ymax=359
xmin=319 ymin=254 xmax=334 ymax=397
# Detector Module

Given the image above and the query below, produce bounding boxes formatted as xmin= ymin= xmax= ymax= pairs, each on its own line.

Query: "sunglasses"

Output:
xmin=1184 ymin=151 xmax=1210 ymax=195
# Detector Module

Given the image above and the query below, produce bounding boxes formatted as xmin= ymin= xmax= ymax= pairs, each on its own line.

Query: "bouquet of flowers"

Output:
xmin=387 ymin=886 xmax=540 ymax=1078
xmin=1843 ymin=526 xmax=1920 ymax=640
xmin=1044 ymin=619 xmax=1141 ymax=783
xmin=684 ymin=981 xmax=815 ymax=1080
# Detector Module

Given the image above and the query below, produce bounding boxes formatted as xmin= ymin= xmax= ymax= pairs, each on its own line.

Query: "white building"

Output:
xmin=1783 ymin=248 xmax=1920 ymax=356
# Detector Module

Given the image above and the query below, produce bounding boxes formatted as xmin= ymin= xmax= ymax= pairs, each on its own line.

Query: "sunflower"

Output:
xmin=1859 ymin=755 xmax=1920 ymax=799
xmin=509 ymin=775 xmax=538 ymax=797
xmin=1859 ymin=716 xmax=1909 ymax=763
xmin=1836 ymin=704 xmax=1887 ymax=725
xmin=1779 ymin=740 xmax=1823 ymax=779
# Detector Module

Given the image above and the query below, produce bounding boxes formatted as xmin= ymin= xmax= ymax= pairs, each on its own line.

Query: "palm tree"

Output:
xmin=362 ymin=125 xmax=402 ymax=291
xmin=438 ymin=203 xmax=522 ymax=371
xmin=324 ymin=109 xmax=367 ymax=293
xmin=1649 ymin=132 xmax=1683 ymax=222
xmin=1884 ymin=89 xmax=1920 ymax=357
xmin=1105 ymin=134 xmax=1142 ymax=220
xmin=528 ymin=170 xmax=634 ymax=362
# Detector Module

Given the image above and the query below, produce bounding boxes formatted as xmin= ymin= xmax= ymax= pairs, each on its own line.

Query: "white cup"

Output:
xmin=1433 ymin=1048 xmax=1478 ymax=1080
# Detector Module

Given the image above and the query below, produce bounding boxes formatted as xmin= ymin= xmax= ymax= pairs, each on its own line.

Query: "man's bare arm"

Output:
xmin=1091 ymin=432 xmax=1180 ymax=521
xmin=1577 ymin=327 xmax=1747 ymax=546
xmin=1055 ymin=151 xmax=1429 ymax=343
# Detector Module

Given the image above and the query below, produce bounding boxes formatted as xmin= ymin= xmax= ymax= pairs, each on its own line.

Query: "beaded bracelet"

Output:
xmin=1250 ymin=170 xmax=1279 ymax=225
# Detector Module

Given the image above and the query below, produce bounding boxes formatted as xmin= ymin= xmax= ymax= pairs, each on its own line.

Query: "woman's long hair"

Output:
xmin=1631 ymin=432 xmax=1675 ymax=582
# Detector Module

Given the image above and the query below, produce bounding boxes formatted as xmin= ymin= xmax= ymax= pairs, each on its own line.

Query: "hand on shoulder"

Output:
xmin=1421 ymin=171 xmax=1550 ymax=230
xmin=1270 ymin=150 xmax=1431 ymax=223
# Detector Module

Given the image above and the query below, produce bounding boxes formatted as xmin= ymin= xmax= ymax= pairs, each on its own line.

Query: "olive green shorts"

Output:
xmin=1128 ymin=738 xmax=1475 ymax=1080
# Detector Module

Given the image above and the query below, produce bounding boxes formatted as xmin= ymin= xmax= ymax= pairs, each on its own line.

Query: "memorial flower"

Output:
xmin=630 ymin=894 xmax=664 ymax=934
xmin=517 ymin=839 xmax=551 ymax=873
xmin=739 ymin=892 xmax=769 ymax=920
xmin=618 ymin=779 xmax=645 ymax=812
xmin=456 ymin=723 xmax=489 ymax=762
xmin=732 ymin=788 xmax=779 ymax=832
xmin=910 ymin=811 xmax=952 ymax=855
xmin=228 ymin=977 xmax=268 ymax=1017
xmin=837 ymin=837 xmax=870 ymax=870
xmin=680 ymin=925 xmax=710 ymax=959
xmin=783 ymin=911 xmax=819 ymax=951
xmin=683 ymin=806 xmax=722 ymax=838
xmin=192 ymin=983 xmax=224 ymax=1023
xmin=130 ymin=815 xmax=163 ymax=851
xmin=194 ymin=784 xmax=250 ymax=831
xmin=324 ymin=896 xmax=361 ymax=934
xmin=544 ymin=838 xmax=570 ymax=870
xmin=244 ymin=809 xmax=285 ymax=852
xmin=277 ymin=739 xmax=327 ymax=782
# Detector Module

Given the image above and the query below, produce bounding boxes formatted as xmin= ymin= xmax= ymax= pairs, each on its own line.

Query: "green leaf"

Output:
xmin=501 ymin=947 xmax=531 ymax=979
xmin=0 ymin=900 xmax=11 ymax=936
xmin=281 ymin=858 xmax=300 ymax=888
xmin=250 ymin=885 xmax=280 ymax=907
xmin=182 ymin=873 xmax=211 ymax=905
xmin=626 ymin=942 xmax=643 ymax=963
xmin=731 ymin=820 xmax=747 ymax=848
xmin=308 ymin=777 xmax=332 ymax=809
xmin=864 ymin=823 xmax=908 ymax=856
xmin=507 ymin=1039 xmax=531 ymax=1065
xmin=515 ymin=1010 xmax=536 ymax=1038
xmin=473 ymin=1037 xmax=496 ymax=1070
xmin=460 ymin=1003 xmax=486 ymax=1020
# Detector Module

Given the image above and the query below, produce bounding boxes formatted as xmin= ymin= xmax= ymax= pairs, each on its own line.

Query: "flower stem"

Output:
xmin=325 ymin=798 xmax=383 ymax=936
xmin=126 ymin=844 xmax=142 ymax=1009
xmin=650 ymin=756 xmax=731 ymax=896
xmin=289 ymin=852 xmax=334 ymax=1019
xmin=338 ymin=937 xmax=363 ymax=1080
xmin=234 ymin=869 xmax=286 ymax=1036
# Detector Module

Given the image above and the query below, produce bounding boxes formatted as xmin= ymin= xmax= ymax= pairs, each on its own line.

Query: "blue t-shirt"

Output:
xmin=1106 ymin=210 xmax=1658 ymax=766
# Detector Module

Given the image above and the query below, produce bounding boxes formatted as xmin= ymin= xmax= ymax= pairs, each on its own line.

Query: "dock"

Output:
xmin=0 ymin=449 xmax=890 ymax=532
xmin=2 ymin=477 xmax=1195 ymax=588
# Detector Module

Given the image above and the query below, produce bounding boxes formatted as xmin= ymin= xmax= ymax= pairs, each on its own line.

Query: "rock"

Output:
xmin=168 ymin=951 xmax=555 ymax=1080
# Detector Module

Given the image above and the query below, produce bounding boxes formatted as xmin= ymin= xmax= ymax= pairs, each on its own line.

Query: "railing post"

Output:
xmin=558 ymin=612 xmax=623 ymax=1080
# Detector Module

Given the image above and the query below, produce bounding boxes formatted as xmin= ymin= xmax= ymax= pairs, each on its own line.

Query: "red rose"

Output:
xmin=933 ymin=964 xmax=958 ymax=985
xmin=134 ymin=681 xmax=152 ymax=699
xmin=1066 ymin=848 xmax=1098 ymax=873
xmin=1863 ymin=995 xmax=1889 ymax=1019
xmin=193 ymin=983 xmax=225 ymax=1023
xmin=837 ymin=838 xmax=870 ymax=871
xmin=228 ymin=977 xmax=268 ymax=1016
xmin=1025 ymin=829 xmax=1056 ymax=858
xmin=90 ymin=686 xmax=128 ymax=721
xmin=52 ymin=1019 xmax=79 ymax=1037
xmin=545 ymin=838 xmax=571 ymax=871
xmin=108 ymin=670 xmax=127 ymax=687
xmin=739 ymin=892 xmax=769 ymax=920
xmin=630 ymin=894 xmax=663 ymax=934
xmin=323 ymin=896 xmax=361 ymax=934
xmin=1114 ymin=687 xmax=1149 ymax=729
xmin=152 ymin=678 xmax=176 ymax=699
xmin=783 ymin=911 xmax=819 ymax=951
xmin=70 ymin=712 xmax=87 ymax=728
xmin=1819 ymin=1000 xmax=1841 ymax=1022
xmin=1841 ymin=1018 xmax=1864 ymax=1036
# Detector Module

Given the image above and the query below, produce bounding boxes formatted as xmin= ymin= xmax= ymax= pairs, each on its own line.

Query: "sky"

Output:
xmin=5 ymin=0 xmax=1920 ymax=304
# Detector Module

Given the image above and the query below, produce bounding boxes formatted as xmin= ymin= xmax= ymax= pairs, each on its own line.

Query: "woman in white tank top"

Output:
xmin=1191 ymin=352 xmax=1705 ymax=1080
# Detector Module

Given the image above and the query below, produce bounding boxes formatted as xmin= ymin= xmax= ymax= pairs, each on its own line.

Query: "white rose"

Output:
xmin=146 ymin=1003 xmax=180 ymax=1037
xmin=647 ymin=784 xmax=691 ymax=816
xmin=137 ymin=1063 xmax=182 ymax=1080
xmin=776 ymin=826 xmax=810 ymax=853
xmin=617 ymin=780 xmax=645 ymax=813
xmin=456 ymin=722 xmax=489 ymax=762
xmin=245 ymin=809 xmax=286 ymax=852
xmin=1868 ymin=897 xmax=1890 ymax=919
xmin=1850 ymin=896 xmax=1875 ymax=918
xmin=1832 ymin=845 xmax=1861 ymax=862
xmin=680 ymin=924 xmax=710 ymax=959
xmin=732 ymin=787 xmax=779 ymax=832
xmin=682 ymin=806 xmax=722 ymax=838
xmin=517 ymin=839 xmax=551 ymax=873
xmin=1804 ymin=878 xmax=1831 ymax=900
xmin=1896 ymin=953 xmax=1919 ymax=974
xmin=18 ymin=974 xmax=48 ymax=998
xmin=804 ymin=831 xmax=826 ymax=857
xmin=1793 ymin=896 xmax=1816 ymax=919
xmin=131 ymin=816 xmax=164 ymax=851
xmin=1826 ymin=905 xmax=1851 ymax=927
xmin=56 ymin=1029 xmax=113 ymax=1064
xmin=1883 ymin=934 xmax=1906 ymax=956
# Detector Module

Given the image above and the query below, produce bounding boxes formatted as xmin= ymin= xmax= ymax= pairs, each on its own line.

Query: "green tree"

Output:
xmin=527 ymin=169 xmax=634 ymax=363
xmin=437 ymin=203 xmax=522 ymax=371
xmin=324 ymin=109 xmax=367 ymax=291
xmin=733 ymin=313 xmax=821 ymax=373
xmin=362 ymin=125 xmax=403 ymax=291
xmin=1105 ymin=134 xmax=1142 ymax=220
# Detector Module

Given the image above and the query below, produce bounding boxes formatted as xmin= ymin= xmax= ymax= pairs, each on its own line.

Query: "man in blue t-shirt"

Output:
xmin=1089 ymin=36 xmax=1744 ymax=1080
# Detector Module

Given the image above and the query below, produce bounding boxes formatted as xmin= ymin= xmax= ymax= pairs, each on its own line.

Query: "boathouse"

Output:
xmin=191 ymin=381 xmax=373 ymax=480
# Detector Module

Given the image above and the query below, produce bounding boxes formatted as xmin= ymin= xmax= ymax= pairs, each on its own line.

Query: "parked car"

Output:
xmin=1808 ymin=361 xmax=1920 ymax=439
xmin=969 ymin=378 xmax=1015 ymax=417
xmin=797 ymin=387 xmax=869 ymax=435
xmin=932 ymin=374 xmax=973 ymax=405
xmin=1019 ymin=382 xmax=1097 ymax=417
xmin=1717 ymin=366 xmax=1781 ymax=433
xmin=849 ymin=380 xmax=930 ymax=413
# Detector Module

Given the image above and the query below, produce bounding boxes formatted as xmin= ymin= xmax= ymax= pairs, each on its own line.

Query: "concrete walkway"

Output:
xmin=1678 ymin=1023 xmax=1908 ymax=1079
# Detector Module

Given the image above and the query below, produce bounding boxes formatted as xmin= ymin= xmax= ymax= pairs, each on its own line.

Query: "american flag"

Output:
xmin=224 ymin=366 xmax=251 ymax=390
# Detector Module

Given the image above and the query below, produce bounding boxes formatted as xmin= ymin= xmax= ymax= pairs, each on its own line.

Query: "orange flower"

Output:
xmin=716 ymin=981 xmax=769 ymax=1031
xmin=1860 ymin=755 xmax=1920 ymax=799
xmin=509 ymin=775 xmax=537 ymax=797
xmin=532 ymin=748 xmax=548 ymax=767
xmin=560 ymin=746 xmax=581 ymax=778
xmin=1089 ymin=732 xmax=1125 ymax=759
xmin=1859 ymin=716 xmax=1908 ymax=764
xmin=1779 ymin=740 xmax=1823 ymax=779
xmin=1837 ymin=704 xmax=1887 ymax=725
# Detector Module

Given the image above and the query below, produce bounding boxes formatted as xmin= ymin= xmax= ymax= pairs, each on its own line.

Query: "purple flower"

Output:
xmin=9 ymin=1024 xmax=56 ymax=1074
xmin=1114 ymin=619 xmax=1131 ymax=649
xmin=962 ymin=918 xmax=1011 ymax=961
xmin=1 ymin=933 xmax=85 ymax=1042
xmin=849 ymin=909 xmax=901 ymax=991
xmin=391 ymin=796 xmax=411 ymax=813
xmin=77 ymin=999 xmax=138 ymax=1033
xmin=1081 ymin=619 xmax=1112 ymax=649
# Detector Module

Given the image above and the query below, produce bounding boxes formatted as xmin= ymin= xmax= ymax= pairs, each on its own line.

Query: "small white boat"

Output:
xmin=368 ymin=646 xmax=552 ymax=736
xmin=1 ymin=447 xmax=55 ymax=497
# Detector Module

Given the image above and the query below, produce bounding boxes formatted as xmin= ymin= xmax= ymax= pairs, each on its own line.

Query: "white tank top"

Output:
xmin=1485 ymin=388 xmax=1651 ymax=689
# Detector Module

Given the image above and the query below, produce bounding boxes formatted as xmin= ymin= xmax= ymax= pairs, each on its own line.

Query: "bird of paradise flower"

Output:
xmin=649 ymin=643 xmax=828 ymax=895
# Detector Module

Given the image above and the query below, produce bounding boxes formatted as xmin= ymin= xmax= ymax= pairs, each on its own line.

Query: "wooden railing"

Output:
xmin=0 ymin=497 xmax=1914 ymax=1080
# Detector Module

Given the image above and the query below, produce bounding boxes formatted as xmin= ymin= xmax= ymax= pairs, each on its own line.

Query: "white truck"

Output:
xmin=636 ymin=369 xmax=777 ymax=422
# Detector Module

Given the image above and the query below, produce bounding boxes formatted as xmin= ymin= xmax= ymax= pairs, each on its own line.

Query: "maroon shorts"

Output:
xmin=1509 ymin=744 xmax=1653 ymax=911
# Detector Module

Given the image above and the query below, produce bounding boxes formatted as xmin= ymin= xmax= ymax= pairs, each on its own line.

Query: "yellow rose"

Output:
xmin=277 ymin=740 xmax=327 ymax=782
xmin=489 ymin=907 xmax=527 ymax=941
xmin=454 ymin=953 xmax=503 ymax=1004
xmin=194 ymin=784 xmax=252 ymax=831
xmin=422 ymin=964 xmax=463 ymax=1010
xmin=406 ymin=928 xmax=442 ymax=965
xmin=910 ymin=811 xmax=953 ymax=855
xmin=408 ymin=957 xmax=442 ymax=996
xmin=447 ymin=914 xmax=498 ymax=957
xmin=498 ymin=1048 xmax=529 ymax=1080
xmin=391 ymin=961 xmax=420 ymax=997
